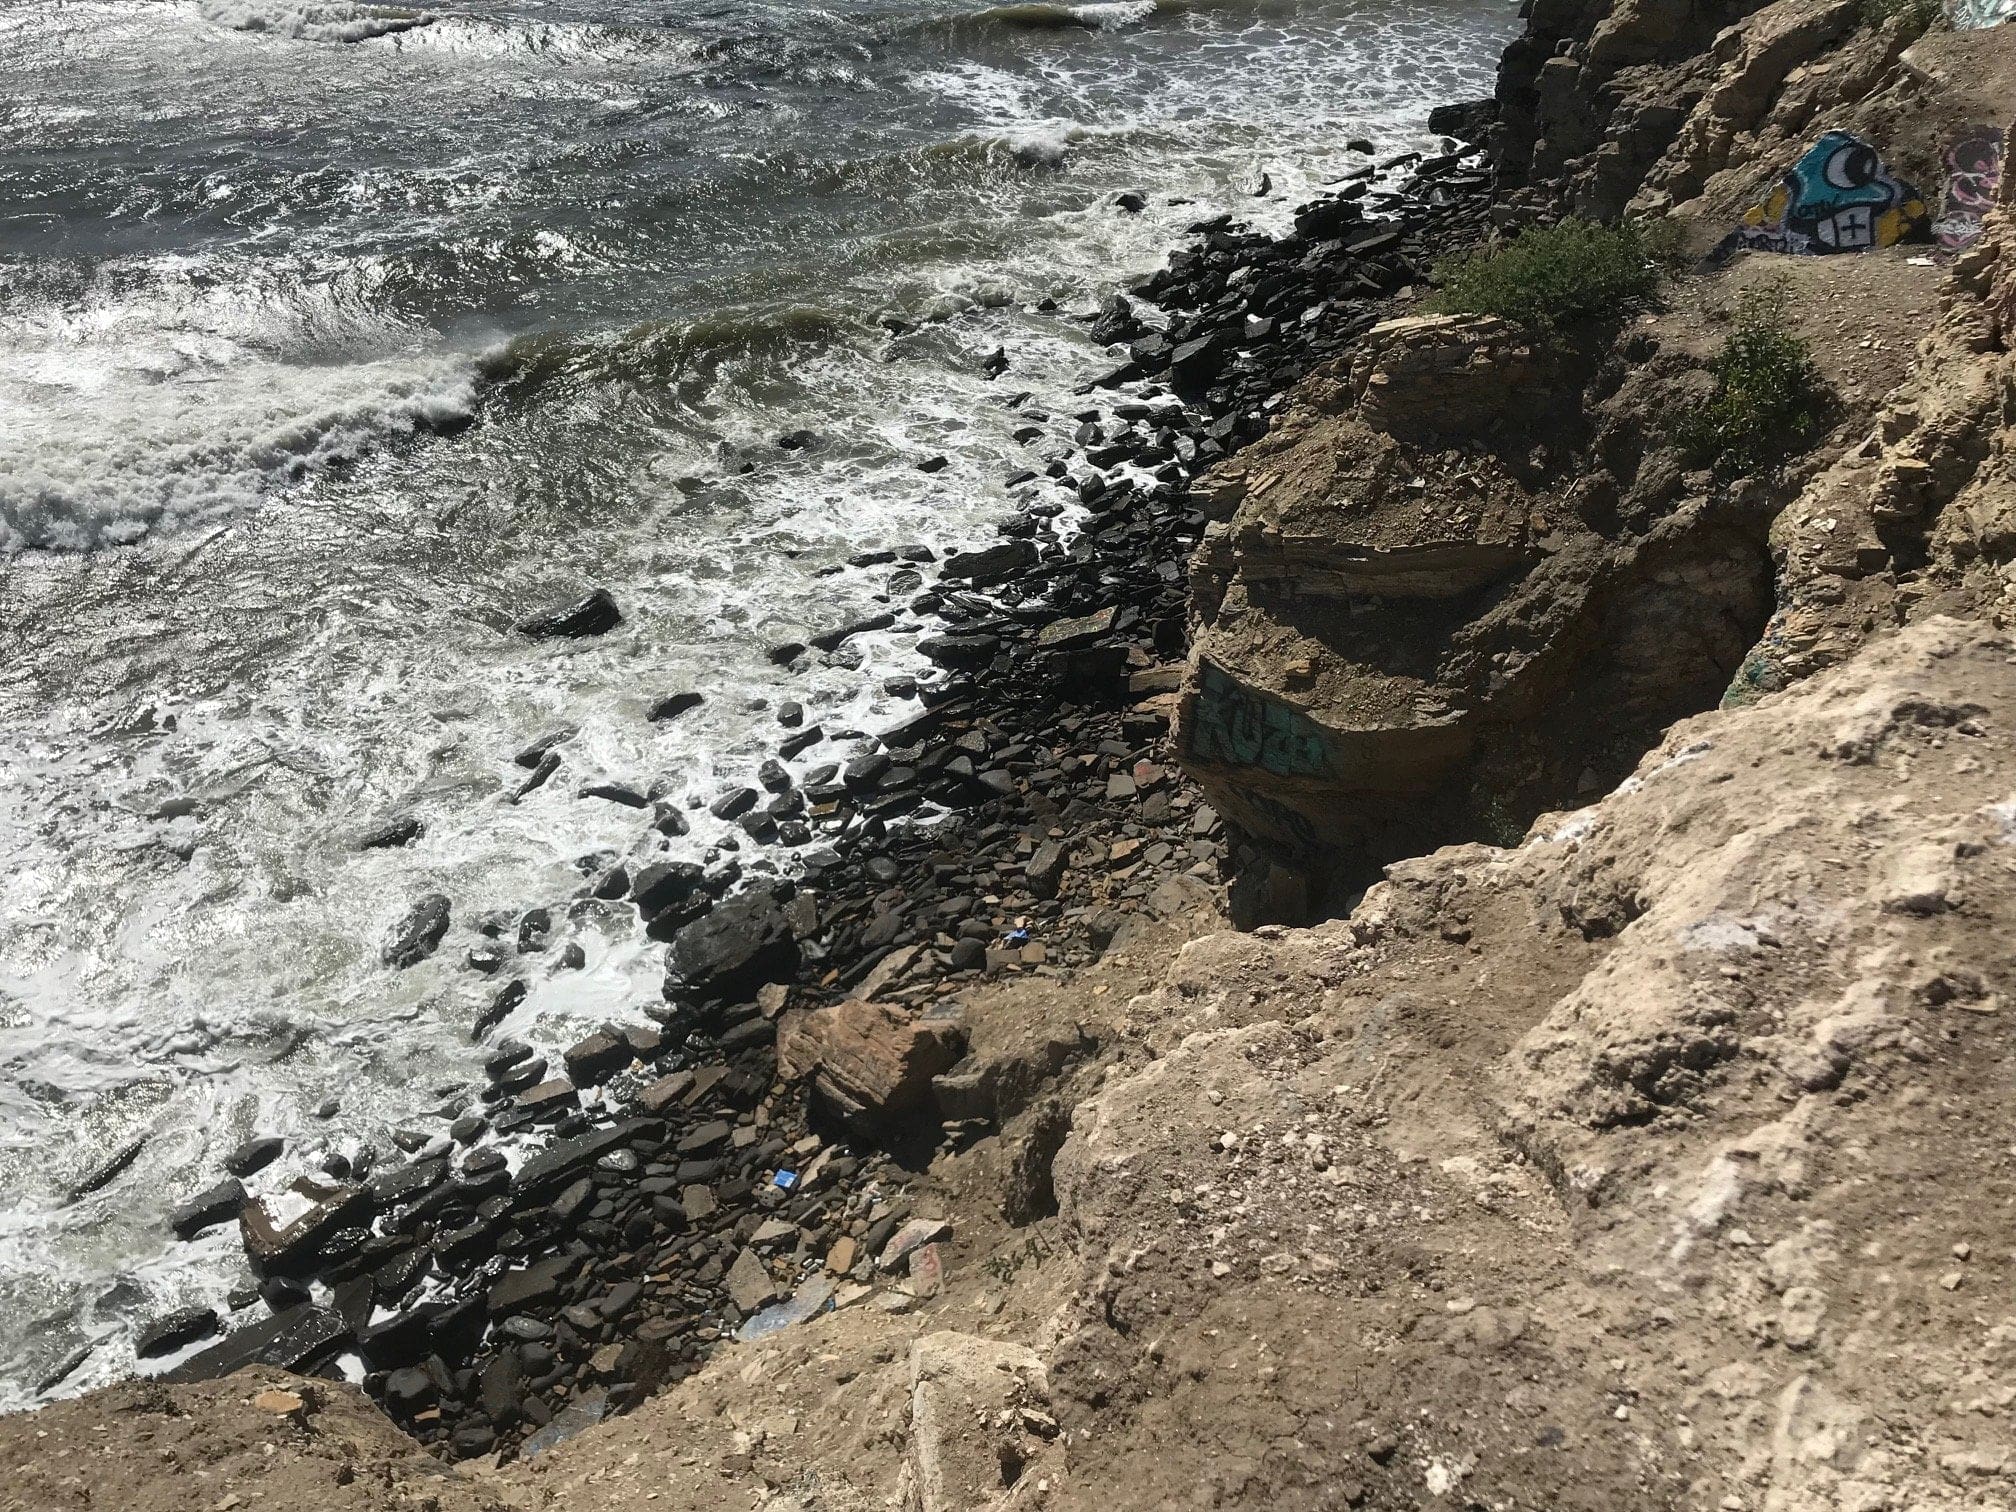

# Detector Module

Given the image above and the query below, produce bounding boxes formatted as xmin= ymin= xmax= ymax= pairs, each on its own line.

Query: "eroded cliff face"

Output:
xmin=1174 ymin=0 xmax=2016 ymax=894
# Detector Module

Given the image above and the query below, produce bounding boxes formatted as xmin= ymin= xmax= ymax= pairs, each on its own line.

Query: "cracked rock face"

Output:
xmin=1174 ymin=313 xmax=1773 ymax=871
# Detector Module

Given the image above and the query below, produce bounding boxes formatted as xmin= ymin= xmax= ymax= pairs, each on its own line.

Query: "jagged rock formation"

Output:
xmin=1175 ymin=306 xmax=1778 ymax=874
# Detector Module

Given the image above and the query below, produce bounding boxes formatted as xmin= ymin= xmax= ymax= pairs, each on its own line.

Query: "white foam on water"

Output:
xmin=0 ymin=265 xmax=481 ymax=552
xmin=196 ymin=0 xmax=433 ymax=43
xmin=1068 ymin=0 xmax=1159 ymax=27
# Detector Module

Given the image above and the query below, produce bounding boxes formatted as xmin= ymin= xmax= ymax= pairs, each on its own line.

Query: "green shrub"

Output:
xmin=1860 ymin=0 xmax=1940 ymax=40
xmin=1678 ymin=301 xmax=1830 ymax=479
xmin=1430 ymin=218 xmax=1659 ymax=329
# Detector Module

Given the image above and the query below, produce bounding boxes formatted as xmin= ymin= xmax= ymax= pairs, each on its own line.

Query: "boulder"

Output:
xmin=135 ymin=1306 xmax=220 ymax=1359
xmin=664 ymin=889 xmax=799 ymax=1003
xmin=516 ymin=588 xmax=621 ymax=638
xmin=776 ymin=999 xmax=967 ymax=1132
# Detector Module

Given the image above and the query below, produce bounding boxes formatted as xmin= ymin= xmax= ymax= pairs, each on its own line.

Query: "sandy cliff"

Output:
xmin=12 ymin=0 xmax=2016 ymax=1508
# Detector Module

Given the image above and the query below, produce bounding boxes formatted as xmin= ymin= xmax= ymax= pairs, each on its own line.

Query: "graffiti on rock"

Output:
xmin=1935 ymin=125 xmax=2004 ymax=251
xmin=1186 ymin=662 xmax=1335 ymax=779
xmin=1948 ymin=0 xmax=2016 ymax=30
xmin=1710 ymin=131 xmax=1929 ymax=262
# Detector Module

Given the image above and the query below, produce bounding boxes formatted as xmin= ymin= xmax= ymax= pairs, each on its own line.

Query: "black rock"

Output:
xmin=562 ymin=1032 xmax=631 ymax=1087
xmin=916 ymin=455 xmax=950 ymax=474
xmin=777 ymin=701 xmax=804 ymax=728
xmin=135 ymin=1306 xmax=220 ymax=1359
xmin=474 ymin=979 xmax=528 ymax=1040
xmin=382 ymin=893 xmax=451 ymax=970
xmin=161 ymin=1304 xmax=350 ymax=1384
xmin=1168 ymin=334 xmax=1226 ymax=393
xmin=579 ymin=783 xmax=648 ymax=808
xmin=631 ymin=860 xmax=707 ymax=921
xmin=940 ymin=540 xmax=1037 ymax=585
xmin=920 ymin=634 xmax=1002 ymax=669
xmin=225 ymin=1136 xmax=285 ymax=1178
xmin=665 ymin=889 xmax=799 ymax=1002
xmin=169 ymin=1178 xmax=246 ymax=1241
xmin=648 ymin=691 xmax=704 ymax=722
xmin=513 ymin=730 xmax=575 ymax=769
xmin=779 ymin=726 xmax=824 ymax=759
xmin=710 ymin=788 xmax=758 ymax=821
xmin=1112 ymin=189 xmax=1148 ymax=213
xmin=356 ymin=815 xmax=425 ymax=851
xmin=518 ymin=908 xmax=551 ymax=953
xmin=516 ymin=588 xmax=621 ymax=639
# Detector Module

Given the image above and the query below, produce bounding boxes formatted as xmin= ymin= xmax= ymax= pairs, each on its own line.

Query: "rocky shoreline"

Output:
xmin=129 ymin=123 xmax=1500 ymax=1462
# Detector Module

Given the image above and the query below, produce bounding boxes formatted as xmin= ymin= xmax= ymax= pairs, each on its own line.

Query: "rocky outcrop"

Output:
xmin=1175 ymin=309 xmax=1776 ymax=877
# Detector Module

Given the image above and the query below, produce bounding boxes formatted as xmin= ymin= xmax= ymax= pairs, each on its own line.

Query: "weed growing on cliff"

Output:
xmin=1860 ymin=0 xmax=1940 ymax=41
xmin=1430 ymin=218 xmax=1658 ymax=330
xmin=1678 ymin=299 xmax=1830 ymax=479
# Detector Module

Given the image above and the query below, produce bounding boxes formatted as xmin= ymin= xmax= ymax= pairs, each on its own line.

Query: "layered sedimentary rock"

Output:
xmin=1176 ymin=310 xmax=1774 ymax=868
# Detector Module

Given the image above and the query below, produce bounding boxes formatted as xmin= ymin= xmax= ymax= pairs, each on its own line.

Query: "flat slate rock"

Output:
xmin=161 ymin=1304 xmax=350 ymax=1383
xmin=513 ymin=1119 xmax=653 ymax=1196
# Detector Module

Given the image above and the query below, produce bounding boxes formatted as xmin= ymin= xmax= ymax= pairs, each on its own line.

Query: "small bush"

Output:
xmin=1430 ymin=218 xmax=1659 ymax=329
xmin=1678 ymin=301 xmax=1830 ymax=479
xmin=1860 ymin=0 xmax=1940 ymax=40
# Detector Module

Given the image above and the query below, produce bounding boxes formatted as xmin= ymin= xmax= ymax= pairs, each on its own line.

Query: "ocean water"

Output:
xmin=0 ymin=0 xmax=1513 ymax=1404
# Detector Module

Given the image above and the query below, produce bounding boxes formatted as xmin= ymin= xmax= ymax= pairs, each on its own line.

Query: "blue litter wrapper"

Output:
xmin=773 ymin=1169 xmax=798 ymax=1191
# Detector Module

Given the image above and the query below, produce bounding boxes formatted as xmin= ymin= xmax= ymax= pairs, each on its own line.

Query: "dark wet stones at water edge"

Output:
xmin=168 ymin=1176 xmax=246 ymax=1239
xmin=225 ymin=1135 xmax=284 ymax=1178
xmin=382 ymin=892 xmax=452 ymax=969
xmin=515 ymin=588 xmax=621 ymax=639
xmin=134 ymin=1305 xmax=221 ymax=1359
xmin=648 ymin=691 xmax=704 ymax=722
xmin=356 ymin=814 xmax=425 ymax=851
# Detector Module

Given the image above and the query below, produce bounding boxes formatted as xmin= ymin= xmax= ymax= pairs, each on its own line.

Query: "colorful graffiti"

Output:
xmin=1935 ymin=125 xmax=2004 ymax=251
xmin=1710 ymin=131 xmax=1930 ymax=262
xmin=1185 ymin=662 xmax=1335 ymax=779
xmin=1948 ymin=0 xmax=2016 ymax=30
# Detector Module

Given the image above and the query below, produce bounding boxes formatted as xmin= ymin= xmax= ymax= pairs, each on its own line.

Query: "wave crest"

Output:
xmin=197 ymin=1 xmax=433 ymax=43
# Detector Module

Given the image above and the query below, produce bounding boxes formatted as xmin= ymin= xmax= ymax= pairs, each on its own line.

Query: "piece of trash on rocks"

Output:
xmin=736 ymin=1274 xmax=835 ymax=1342
xmin=1003 ymin=928 xmax=1032 ymax=947
xmin=878 ymin=1217 xmax=953 ymax=1272
xmin=772 ymin=1169 xmax=798 ymax=1191
xmin=520 ymin=1388 xmax=608 ymax=1458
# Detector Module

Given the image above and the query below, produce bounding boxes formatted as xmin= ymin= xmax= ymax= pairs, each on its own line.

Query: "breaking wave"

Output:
xmin=196 ymin=1 xmax=433 ymax=44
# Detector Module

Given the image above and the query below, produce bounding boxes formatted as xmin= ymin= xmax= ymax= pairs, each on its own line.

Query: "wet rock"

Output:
xmin=579 ymin=783 xmax=648 ymax=808
xmin=68 ymin=1135 xmax=147 ymax=1201
xmin=518 ymin=908 xmax=551 ymax=953
xmin=169 ymin=1177 xmax=246 ymax=1241
xmin=562 ymin=1032 xmax=631 ymax=1087
xmin=160 ymin=1304 xmax=350 ymax=1384
xmin=940 ymin=540 xmax=1036 ymax=586
xmin=225 ymin=1136 xmax=284 ymax=1179
xmin=516 ymin=588 xmax=621 ymax=638
xmin=665 ymin=889 xmax=799 ymax=1002
xmin=513 ymin=729 xmax=575 ymax=769
xmin=710 ymin=787 xmax=759 ymax=821
xmin=135 ymin=1306 xmax=220 ymax=1359
xmin=382 ymin=893 xmax=451 ymax=969
xmin=648 ymin=691 xmax=704 ymax=722
xmin=473 ymin=979 xmax=528 ymax=1040
xmin=239 ymin=1178 xmax=370 ymax=1277
xmin=356 ymin=815 xmax=425 ymax=851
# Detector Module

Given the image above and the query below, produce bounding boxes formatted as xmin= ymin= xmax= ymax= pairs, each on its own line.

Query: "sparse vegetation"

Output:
xmin=1430 ymin=218 xmax=1659 ymax=329
xmin=1678 ymin=298 xmax=1831 ymax=479
xmin=1860 ymin=0 xmax=1941 ymax=41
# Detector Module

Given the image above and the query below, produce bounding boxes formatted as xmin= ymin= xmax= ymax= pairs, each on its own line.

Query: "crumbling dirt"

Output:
xmin=15 ymin=2 xmax=2016 ymax=1509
